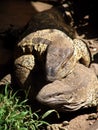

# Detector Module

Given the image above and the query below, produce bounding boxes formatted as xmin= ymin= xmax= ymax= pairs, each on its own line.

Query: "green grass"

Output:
xmin=0 ymin=85 xmax=59 ymax=130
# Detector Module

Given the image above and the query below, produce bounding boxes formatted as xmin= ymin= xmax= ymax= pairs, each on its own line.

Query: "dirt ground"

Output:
xmin=0 ymin=1 xmax=98 ymax=130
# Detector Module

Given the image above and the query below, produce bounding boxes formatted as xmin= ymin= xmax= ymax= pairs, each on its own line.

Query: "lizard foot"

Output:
xmin=47 ymin=122 xmax=69 ymax=130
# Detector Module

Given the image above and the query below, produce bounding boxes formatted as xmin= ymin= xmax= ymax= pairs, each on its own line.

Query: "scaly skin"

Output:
xmin=37 ymin=63 xmax=98 ymax=112
xmin=14 ymin=29 xmax=91 ymax=84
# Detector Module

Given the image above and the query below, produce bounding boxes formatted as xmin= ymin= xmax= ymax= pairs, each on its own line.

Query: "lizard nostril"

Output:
xmin=47 ymin=67 xmax=55 ymax=77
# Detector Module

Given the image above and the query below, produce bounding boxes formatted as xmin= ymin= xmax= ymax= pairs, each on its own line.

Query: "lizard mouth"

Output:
xmin=37 ymin=93 xmax=87 ymax=112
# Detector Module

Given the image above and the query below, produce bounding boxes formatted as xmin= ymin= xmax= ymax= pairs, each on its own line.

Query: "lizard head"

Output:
xmin=36 ymin=80 xmax=85 ymax=112
xmin=45 ymin=39 xmax=74 ymax=81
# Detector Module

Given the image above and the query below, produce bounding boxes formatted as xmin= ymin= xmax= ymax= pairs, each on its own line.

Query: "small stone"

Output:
xmin=62 ymin=121 xmax=69 ymax=126
xmin=88 ymin=113 xmax=98 ymax=120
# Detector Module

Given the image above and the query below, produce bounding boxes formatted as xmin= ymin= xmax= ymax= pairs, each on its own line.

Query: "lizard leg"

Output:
xmin=73 ymin=39 xmax=91 ymax=67
xmin=14 ymin=54 xmax=35 ymax=88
